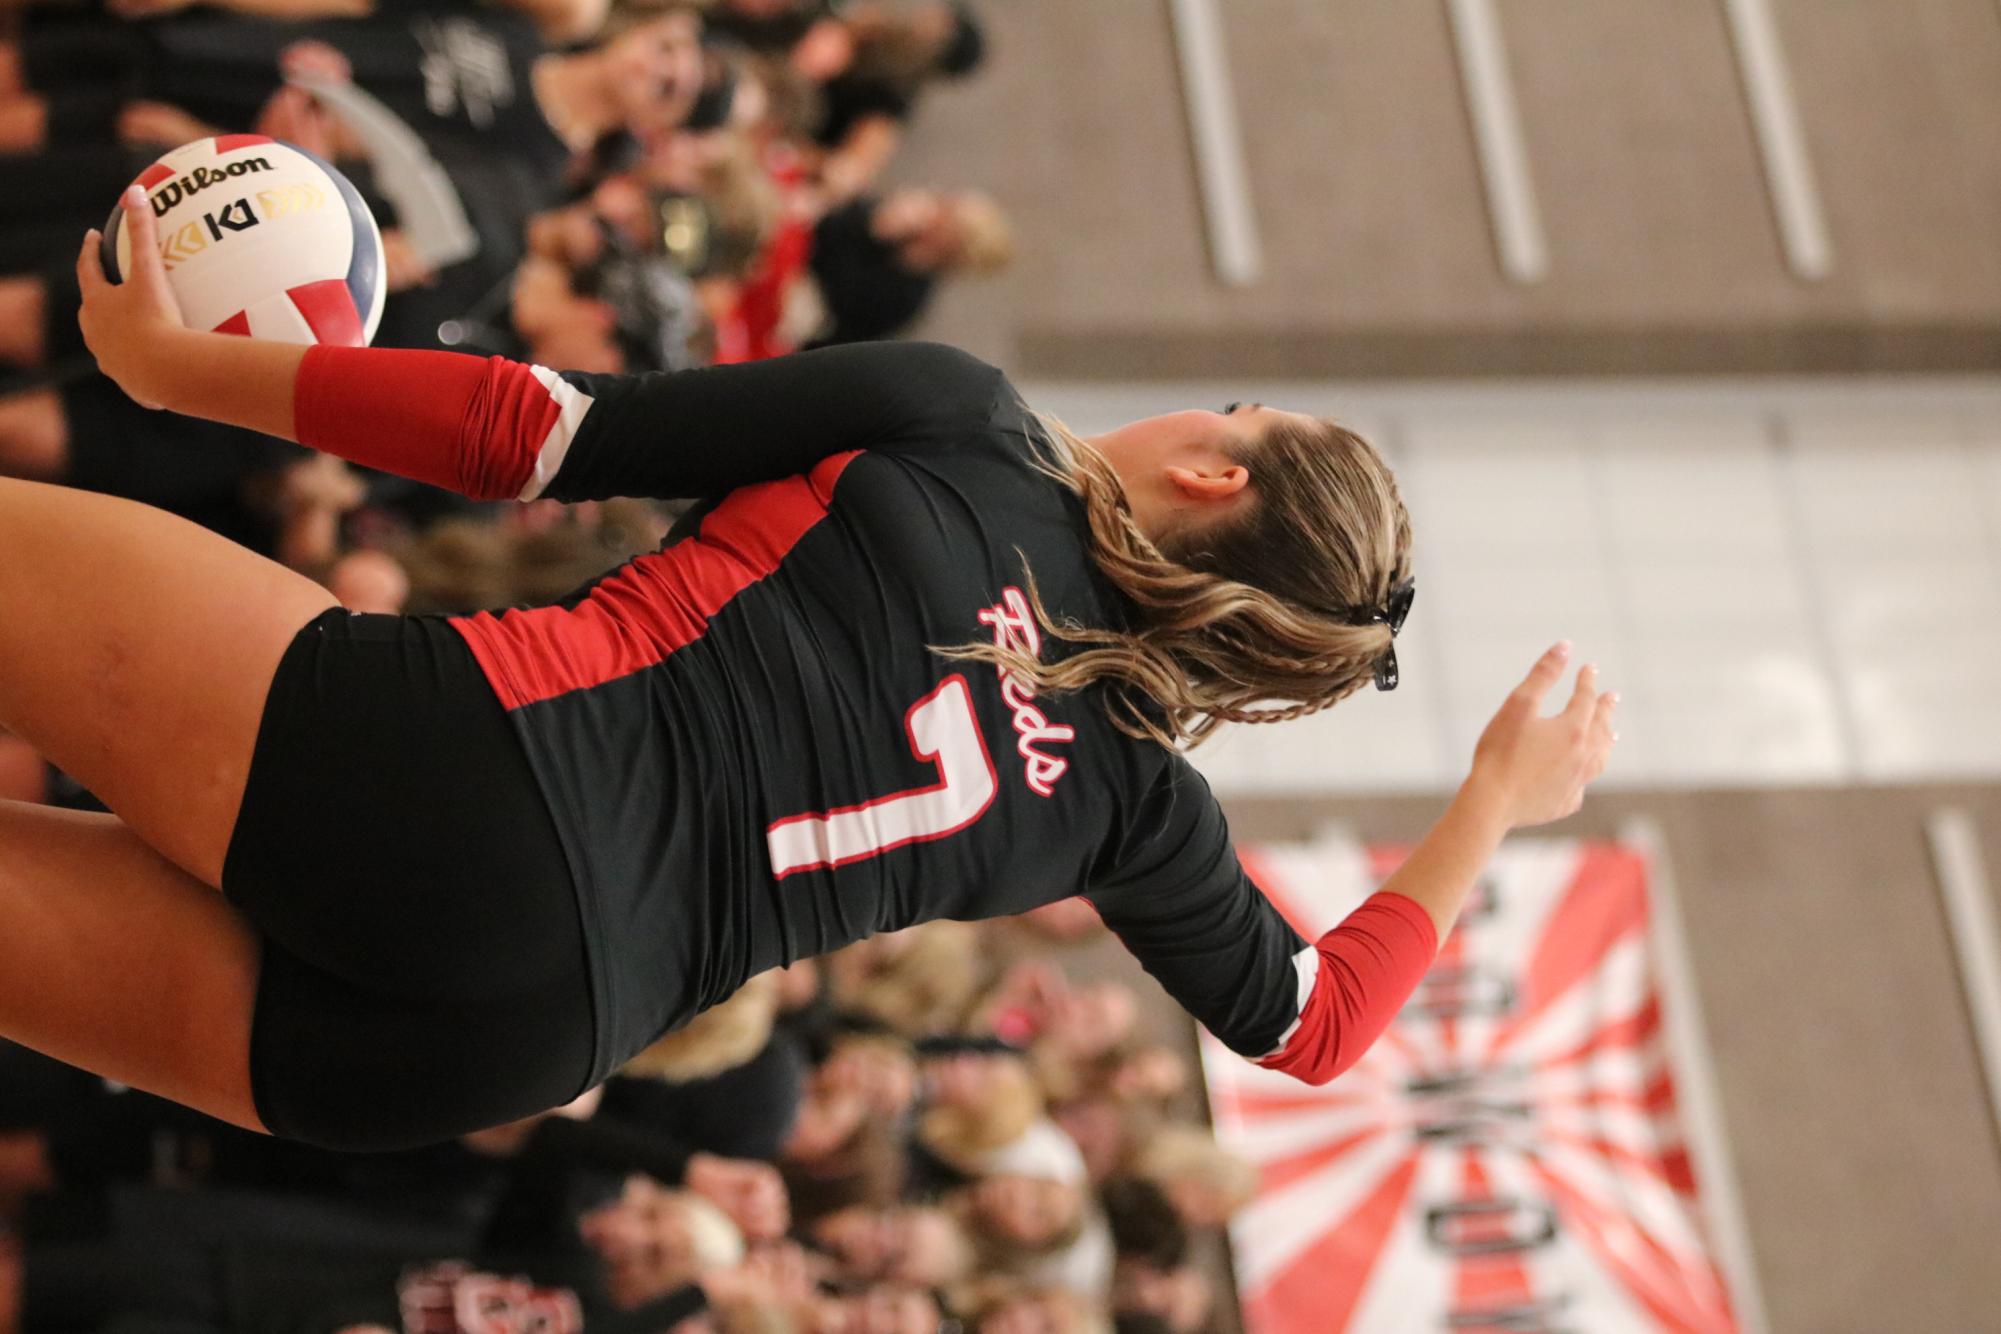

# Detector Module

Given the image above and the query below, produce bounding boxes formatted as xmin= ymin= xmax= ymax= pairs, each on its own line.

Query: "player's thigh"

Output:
xmin=0 ymin=477 xmax=336 ymax=886
xmin=0 ymin=801 xmax=264 ymax=1135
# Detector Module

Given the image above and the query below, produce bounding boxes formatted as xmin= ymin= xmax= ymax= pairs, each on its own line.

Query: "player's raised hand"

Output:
xmin=1468 ymin=642 xmax=1620 ymax=829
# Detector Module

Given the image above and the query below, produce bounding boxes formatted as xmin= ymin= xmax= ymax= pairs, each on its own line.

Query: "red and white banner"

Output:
xmin=1204 ymin=836 xmax=1744 ymax=1334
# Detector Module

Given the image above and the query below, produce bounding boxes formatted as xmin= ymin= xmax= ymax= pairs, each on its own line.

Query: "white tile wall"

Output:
xmin=1025 ymin=377 xmax=2001 ymax=793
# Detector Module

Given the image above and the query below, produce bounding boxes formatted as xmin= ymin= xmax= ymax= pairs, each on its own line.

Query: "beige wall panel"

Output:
xmin=896 ymin=1 xmax=2001 ymax=375
xmin=1773 ymin=0 xmax=2001 ymax=320
xmin=1210 ymin=0 xmax=1506 ymax=327
xmin=1497 ymin=0 xmax=1796 ymax=322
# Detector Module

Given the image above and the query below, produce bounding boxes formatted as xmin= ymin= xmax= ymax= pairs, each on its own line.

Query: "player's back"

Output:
xmin=477 ymin=346 xmax=1173 ymax=1066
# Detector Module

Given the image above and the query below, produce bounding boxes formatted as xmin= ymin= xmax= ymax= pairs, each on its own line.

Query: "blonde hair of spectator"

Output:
xmin=920 ymin=1058 xmax=1043 ymax=1170
xmin=944 ymin=192 xmax=1013 ymax=274
xmin=951 ymin=1187 xmax=1087 ymax=1272
xmin=1130 ymin=1125 xmax=1257 ymax=1223
xmin=699 ymin=138 xmax=784 ymax=280
xmin=827 ymin=920 xmax=986 ymax=1035
xmin=940 ymin=414 xmax=1411 ymax=750
xmin=620 ymin=972 xmax=780 ymax=1082
xmin=392 ymin=500 xmax=671 ymax=616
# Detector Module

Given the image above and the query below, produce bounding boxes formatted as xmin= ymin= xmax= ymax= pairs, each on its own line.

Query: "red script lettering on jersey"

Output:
xmin=976 ymin=587 xmax=1075 ymax=797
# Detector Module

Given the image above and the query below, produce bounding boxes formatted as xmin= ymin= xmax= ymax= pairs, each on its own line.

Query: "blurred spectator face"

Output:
xmin=576 ymin=1177 xmax=743 ymax=1307
xmin=642 ymin=128 xmax=734 ymax=195
xmin=972 ymin=1174 xmax=1083 ymax=1247
xmin=1114 ymin=1260 xmax=1213 ymax=1333
xmin=1108 ymin=1046 xmax=1189 ymax=1104
xmin=607 ymin=14 xmax=707 ymax=134
xmin=590 ymin=176 xmax=681 ymax=256
xmin=782 ymin=1081 xmax=867 ymax=1163
xmin=872 ymin=188 xmax=943 ymax=239
xmin=875 ymin=188 xmax=1008 ymax=274
xmin=1045 ymin=982 xmax=1138 ymax=1060
xmin=926 ymin=1050 xmax=1025 ymax=1107
xmin=810 ymin=1286 xmax=941 ymax=1334
xmin=512 ymin=257 xmax=624 ymax=373
xmin=328 ymin=550 xmax=410 ymax=614
xmin=822 ymin=1040 xmax=918 ymax=1118
xmin=888 ymin=190 xmax=1004 ymax=273
xmin=811 ymin=1205 xmax=966 ymax=1287
xmin=789 ymin=18 xmax=855 ymax=81
xmin=1050 ymin=1097 xmax=1125 ymax=1182
xmin=530 ymin=204 xmax=613 ymax=269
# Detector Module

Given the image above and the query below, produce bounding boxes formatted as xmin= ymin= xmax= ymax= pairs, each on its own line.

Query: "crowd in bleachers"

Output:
xmin=0 ymin=3 xmax=1249 ymax=1331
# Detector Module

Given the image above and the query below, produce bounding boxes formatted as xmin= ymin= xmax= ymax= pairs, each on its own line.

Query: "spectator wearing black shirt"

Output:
xmin=807 ymin=186 xmax=1012 ymax=347
xmin=806 ymin=1 xmax=987 ymax=209
xmin=0 ymin=1 xmax=704 ymax=163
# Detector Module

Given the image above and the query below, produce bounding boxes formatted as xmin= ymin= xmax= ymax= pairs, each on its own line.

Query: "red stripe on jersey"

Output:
xmin=213 ymin=311 xmax=251 ymax=337
xmin=288 ymin=279 xmax=364 ymax=348
xmin=213 ymin=133 xmax=275 ymax=154
xmin=453 ymin=450 xmax=863 ymax=710
xmin=1258 ymin=891 xmax=1438 ymax=1085
xmin=295 ymin=347 xmax=562 ymax=500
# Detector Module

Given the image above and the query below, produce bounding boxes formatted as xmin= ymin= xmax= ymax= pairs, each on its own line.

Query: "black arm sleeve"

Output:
xmin=543 ymin=341 xmax=1005 ymax=503
xmin=1086 ymin=759 xmax=1312 ymax=1059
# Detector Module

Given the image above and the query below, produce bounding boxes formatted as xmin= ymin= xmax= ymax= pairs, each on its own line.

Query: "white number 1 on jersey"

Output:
xmin=765 ymin=674 xmax=998 ymax=879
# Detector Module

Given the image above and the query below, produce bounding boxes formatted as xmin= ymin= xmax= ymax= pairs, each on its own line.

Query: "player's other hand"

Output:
xmin=77 ymin=186 xmax=188 ymax=411
xmin=1468 ymin=642 xmax=1618 ymax=829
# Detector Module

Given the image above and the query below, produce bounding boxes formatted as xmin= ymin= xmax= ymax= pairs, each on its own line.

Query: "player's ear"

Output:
xmin=1163 ymin=463 xmax=1249 ymax=503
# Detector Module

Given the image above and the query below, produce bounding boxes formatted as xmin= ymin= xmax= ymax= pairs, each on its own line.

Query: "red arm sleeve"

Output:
xmin=1256 ymin=891 xmax=1439 ymax=1085
xmin=294 ymin=345 xmax=573 ymax=501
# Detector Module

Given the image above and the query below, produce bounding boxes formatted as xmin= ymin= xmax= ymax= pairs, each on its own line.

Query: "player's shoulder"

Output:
xmin=889 ymin=341 xmax=1013 ymax=413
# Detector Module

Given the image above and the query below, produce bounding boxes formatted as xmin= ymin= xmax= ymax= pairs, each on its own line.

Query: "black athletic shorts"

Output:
xmin=221 ymin=609 xmax=596 ymax=1152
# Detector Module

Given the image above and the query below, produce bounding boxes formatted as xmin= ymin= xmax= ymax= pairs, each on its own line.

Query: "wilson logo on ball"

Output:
xmin=106 ymin=135 xmax=384 ymax=348
xmin=146 ymin=158 xmax=275 ymax=216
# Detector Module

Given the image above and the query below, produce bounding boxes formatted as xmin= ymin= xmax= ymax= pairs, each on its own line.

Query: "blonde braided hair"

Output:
xmin=942 ymin=412 xmax=1413 ymax=749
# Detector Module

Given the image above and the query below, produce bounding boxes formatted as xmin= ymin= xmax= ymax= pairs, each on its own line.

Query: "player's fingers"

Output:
xmin=118 ymin=185 xmax=171 ymax=294
xmin=1510 ymin=641 xmax=1572 ymax=711
xmin=1563 ymin=662 xmax=1599 ymax=721
xmin=1584 ymin=693 xmax=1619 ymax=780
xmin=76 ymin=228 xmax=107 ymax=295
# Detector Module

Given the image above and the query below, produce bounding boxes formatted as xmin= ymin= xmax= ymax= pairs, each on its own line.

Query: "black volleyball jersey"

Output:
xmin=295 ymin=341 xmax=1440 ymax=1088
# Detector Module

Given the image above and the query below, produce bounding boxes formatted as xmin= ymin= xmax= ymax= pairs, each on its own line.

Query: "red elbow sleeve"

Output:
xmin=294 ymin=346 xmax=569 ymax=501
xmin=1258 ymin=891 xmax=1439 ymax=1084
